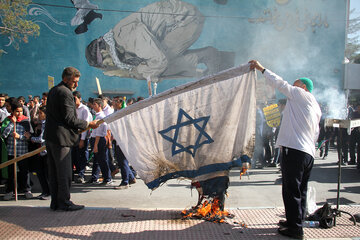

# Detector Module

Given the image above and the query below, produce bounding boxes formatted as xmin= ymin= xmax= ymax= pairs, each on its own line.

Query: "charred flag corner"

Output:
xmin=146 ymin=155 xmax=251 ymax=189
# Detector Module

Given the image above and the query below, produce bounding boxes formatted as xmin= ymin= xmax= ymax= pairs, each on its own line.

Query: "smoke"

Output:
xmin=313 ymin=86 xmax=348 ymax=119
xmin=242 ymin=0 xmax=347 ymax=119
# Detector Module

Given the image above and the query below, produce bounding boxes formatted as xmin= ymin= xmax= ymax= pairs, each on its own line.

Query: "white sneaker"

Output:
xmin=25 ymin=191 xmax=33 ymax=199
xmin=75 ymin=177 xmax=86 ymax=184
xmin=103 ymin=180 xmax=116 ymax=187
xmin=3 ymin=191 xmax=14 ymax=201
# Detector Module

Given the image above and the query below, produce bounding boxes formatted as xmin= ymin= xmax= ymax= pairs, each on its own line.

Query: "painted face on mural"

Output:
xmin=86 ymin=34 xmax=146 ymax=80
xmin=85 ymin=0 xmax=234 ymax=82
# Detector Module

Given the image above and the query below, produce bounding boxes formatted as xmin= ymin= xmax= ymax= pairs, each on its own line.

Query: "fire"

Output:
xmin=181 ymin=197 xmax=234 ymax=223
xmin=240 ymin=162 xmax=250 ymax=179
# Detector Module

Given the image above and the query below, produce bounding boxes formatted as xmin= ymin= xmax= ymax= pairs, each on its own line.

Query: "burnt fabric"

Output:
xmin=106 ymin=63 xmax=256 ymax=190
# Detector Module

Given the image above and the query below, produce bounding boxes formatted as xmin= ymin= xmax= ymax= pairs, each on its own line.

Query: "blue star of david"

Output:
xmin=159 ymin=108 xmax=214 ymax=157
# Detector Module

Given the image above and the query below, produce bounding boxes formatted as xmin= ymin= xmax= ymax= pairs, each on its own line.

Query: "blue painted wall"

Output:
xmin=0 ymin=0 xmax=347 ymax=103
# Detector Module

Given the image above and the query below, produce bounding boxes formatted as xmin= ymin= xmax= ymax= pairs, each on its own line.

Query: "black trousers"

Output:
xmin=281 ymin=147 xmax=314 ymax=232
xmin=6 ymin=155 xmax=32 ymax=193
xmin=46 ymin=142 xmax=73 ymax=210
xmin=350 ymin=129 xmax=360 ymax=163
xmin=33 ymin=154 xmax=50 ymax=195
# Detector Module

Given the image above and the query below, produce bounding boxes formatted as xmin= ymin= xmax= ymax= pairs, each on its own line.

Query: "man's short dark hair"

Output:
xmin=62 ymin=67 xmax=81 ymax=80
xmin=42 ymin=92 xmax=48 ymax=97
xmin=73 ymin=91 xmax=81 ymax=99
xmin=0 ymin=93 xmax=7 ymax=98
xmin=99 ymin=95 xmax=109 ymax=101
xmin=17 ymin=96 xmax=25 ymax=102
xmin=93 ymin=98 xmax=104 ymax=108
xmin=10 ymin=101 xmax=23 ymax=112
xmin=6 ymin=97 xmax=16 ymax=104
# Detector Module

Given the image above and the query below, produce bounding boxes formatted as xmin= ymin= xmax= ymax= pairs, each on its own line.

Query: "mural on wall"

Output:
xmin=85 ymin=0 xmax=235 ymax=84
xmin=0 ymin=0 xmax=348 ymax=112
xmin=70 ymin=0 xmax=102 ymax=34
xmin=28 ymin=4 xmax=67 ymax=37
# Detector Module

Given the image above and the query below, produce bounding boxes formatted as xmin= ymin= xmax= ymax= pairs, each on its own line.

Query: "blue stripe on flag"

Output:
xmin=146 ymin=155 xmax=250 ymax=189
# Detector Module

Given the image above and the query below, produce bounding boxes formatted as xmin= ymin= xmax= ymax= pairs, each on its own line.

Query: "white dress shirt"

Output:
xmin=103 ymin=104 xmax=114 ymax=116
xmin=90 ymin=111 xmax=108 ymax=138
xmin=263 ymin=69 xmax=321 ymax=157
xmin=76 ymin=103 xmax=93 ymax=140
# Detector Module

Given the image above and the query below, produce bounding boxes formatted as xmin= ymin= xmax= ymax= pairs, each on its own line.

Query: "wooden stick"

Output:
xmin=147 ymin=76 xmax=152 ymax=96
xmin=0 ymin=145 xmax=46 ymax=170
xmin=96 ymin=77 xmax=102 ymax=96
xmin=13 ymin=121 xmax=17 ymax=201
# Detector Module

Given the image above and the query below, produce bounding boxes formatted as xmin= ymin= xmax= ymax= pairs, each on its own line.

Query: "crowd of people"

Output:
xmin=252 ymin=100 xmax=360 ymax=170
xmin=0 ymin=80 xmax=144 ymax=203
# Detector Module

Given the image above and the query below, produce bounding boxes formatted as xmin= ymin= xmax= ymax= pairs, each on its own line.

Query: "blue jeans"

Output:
xmin=90 ymin=137 xmax=111 ymax=182
xmin=114 ymin=144 xmax=134 ymax=185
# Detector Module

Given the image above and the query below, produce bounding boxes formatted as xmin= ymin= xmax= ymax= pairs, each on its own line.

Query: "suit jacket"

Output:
xmin=44 ymin=81 xmax=88 ymax=146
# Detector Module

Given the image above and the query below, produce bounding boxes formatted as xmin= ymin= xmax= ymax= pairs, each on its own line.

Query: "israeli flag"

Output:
xmin=105 ymin=63 xmax=256 ymax=190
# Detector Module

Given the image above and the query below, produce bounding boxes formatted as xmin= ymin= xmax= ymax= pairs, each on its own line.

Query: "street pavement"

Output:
xmin=0 ymin=148 xmax=360 ymax=239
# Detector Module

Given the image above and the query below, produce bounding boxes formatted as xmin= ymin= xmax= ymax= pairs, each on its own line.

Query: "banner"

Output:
xmin=263 ymin=104 xmax=281 ymax=127
xmin=106 ymin=63 xmax=256 ymax=190
xmin=48 ymin=76 xmax=54 ymax=89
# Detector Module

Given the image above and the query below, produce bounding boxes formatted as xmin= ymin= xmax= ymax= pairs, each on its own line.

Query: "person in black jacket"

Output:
xmin=44 ymin=67 xmax=98 ymax=211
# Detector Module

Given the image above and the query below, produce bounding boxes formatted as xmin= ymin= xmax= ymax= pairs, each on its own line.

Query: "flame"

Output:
xmin=181 ymin=197 xmax=233 ymax=223
xmin=240 ymin=162 xmax=250 ymax=179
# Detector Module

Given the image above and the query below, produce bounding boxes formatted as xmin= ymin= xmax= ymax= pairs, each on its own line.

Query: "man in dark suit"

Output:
xmin=44 ymin=67 xmax=98 ymax=211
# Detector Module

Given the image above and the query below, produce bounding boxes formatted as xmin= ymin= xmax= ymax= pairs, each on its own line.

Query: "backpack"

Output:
xmin=306 ymin=203 xmax=335 ymax=228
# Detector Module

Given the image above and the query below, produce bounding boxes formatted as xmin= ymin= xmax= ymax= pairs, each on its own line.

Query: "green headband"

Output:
xmin=299 ymin=77 xmax=313 ymax=93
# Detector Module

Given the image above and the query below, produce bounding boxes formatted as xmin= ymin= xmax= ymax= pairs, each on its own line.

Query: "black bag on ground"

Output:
xmin=306 ymin=203 xmax=335 ymax=229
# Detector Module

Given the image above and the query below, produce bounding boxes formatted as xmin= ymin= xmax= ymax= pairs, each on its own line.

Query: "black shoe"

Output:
xmin=50 ymin=202 xmax=57 ymax=211
xmin=348 ymin=161 xmax=356 ymax=165
xmin=278 ymin=220 xmax=288 ymax=228
xmin=278 ymin=227 xmax=304 ymax=239
xmin=114 ymin=183 xmax=129 ymax=190
xmin=57 ymin=204 xmax=85 ymax=212
xmin=129 ymin=178 xmax=136 ymax=185
xmin=37 ymin=193 xmax=50 ymax=200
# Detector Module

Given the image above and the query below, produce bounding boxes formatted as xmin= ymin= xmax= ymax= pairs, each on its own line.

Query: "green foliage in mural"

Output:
xmin=0 ymin=0 xmax=40 ymax=55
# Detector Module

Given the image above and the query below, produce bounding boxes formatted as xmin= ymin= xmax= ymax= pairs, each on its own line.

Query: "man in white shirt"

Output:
xmin=88 ymin=98 xmax=113 ymax=185
xmin=72 ymin=91 xmax=93 ymax=183
xmin=101 ymin=96 xmax=114 ymax=116
xmin=99 ymin=95 xmax=118 ymax=177
xmin=0 ymin=93 xmax=9 ymax=123
xmin=250 ymin=60 xmax=321 ymax=239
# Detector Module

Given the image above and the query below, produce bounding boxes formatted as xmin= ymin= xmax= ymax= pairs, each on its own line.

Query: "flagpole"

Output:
xmin=96 ymin=77 xmax=102 ymax=96
xmin=13 ymin=121 xmax=18 ymax=201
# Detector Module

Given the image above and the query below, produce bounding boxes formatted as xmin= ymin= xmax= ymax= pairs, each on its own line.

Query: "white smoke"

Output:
xmin=313 ymin=87 xmax=348 ymax=119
